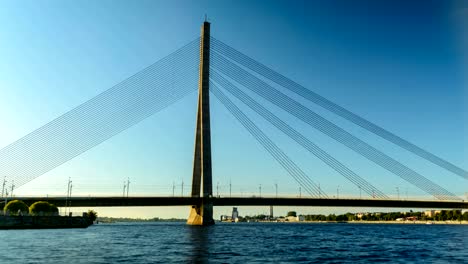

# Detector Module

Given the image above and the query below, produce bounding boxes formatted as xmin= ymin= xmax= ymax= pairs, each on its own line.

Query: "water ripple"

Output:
xmin=0 ymin=222 xmax=466 ymax=263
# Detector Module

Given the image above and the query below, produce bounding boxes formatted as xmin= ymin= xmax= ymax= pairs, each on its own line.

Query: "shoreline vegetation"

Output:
xmin=252 ymin=220 xmax=468 ymax=225
xmin=233 ymin=209 xmax=468 ymax=224
xmin=97 ymin=218 xmax=468 ymax=225
xmin=97 ymin=209 xmax=467 ymax=225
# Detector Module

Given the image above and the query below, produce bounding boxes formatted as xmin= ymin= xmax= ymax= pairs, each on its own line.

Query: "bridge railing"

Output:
xmin=6 ymin=194 xmax=465 ymax=202
xmin=58 ymin=211 xmax=88 ymax=217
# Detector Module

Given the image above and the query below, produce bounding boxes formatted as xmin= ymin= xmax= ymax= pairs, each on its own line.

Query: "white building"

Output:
xmin=232 ymin=207 xmax=239 ymax=222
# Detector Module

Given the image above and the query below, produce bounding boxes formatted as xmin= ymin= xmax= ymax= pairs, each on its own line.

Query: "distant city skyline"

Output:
xmin=0 ymin=0 xmax=466 ymax=218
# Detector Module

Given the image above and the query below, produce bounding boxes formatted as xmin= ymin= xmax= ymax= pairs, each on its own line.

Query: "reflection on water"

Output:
xmin=187 ymin=225 xmax=213 ymax=263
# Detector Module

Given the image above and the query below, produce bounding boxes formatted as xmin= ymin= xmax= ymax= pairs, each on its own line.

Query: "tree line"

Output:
xmin=241 ymin=210 xmax=467 ymax=222
xmin=302 ymin=210 xmax=467 ymax=222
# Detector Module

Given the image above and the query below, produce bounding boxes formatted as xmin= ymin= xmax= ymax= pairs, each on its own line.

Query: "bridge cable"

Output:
xmin=211 ymin=54 xmax=457 ymax=200
xmin=4 ymin=67 xmax=196 ymax=186
xmin=211 ymin=71 xmax=389 ymax=199
xmin=211 ymin=82 xmax=325 ymax=198
xmin=212 ymin=54 xmax=458 ymax=200
xmin=211 ymin=52 xmax=459 ymax=200
xmin=0 ymin=38 xmax=201 ymax=189
xmin=210 ymin=37 xmax=468 ymax=180
xmin=210 ymin=54 xmax=451 ymax=200
xmin=3 ymin=51 xmax=199 ymax=178
xmin=212 ymin=82 xmax=324 ymax=198
xmin=7 ymin=73 xmax=198 ymax=188
xmin=1 ymin=49 xmax=199 ymax=186
xmin=3 ymin=73 xmax=198 ymax=188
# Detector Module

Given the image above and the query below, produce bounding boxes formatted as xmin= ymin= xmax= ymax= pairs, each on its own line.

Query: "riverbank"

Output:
xmin=246 ymin=220 xmax=468 ymax=225
xmin=331 ymin=220 xmax=468 ymax=225
xmin=97 ymin=217 xmax=185 ymax=223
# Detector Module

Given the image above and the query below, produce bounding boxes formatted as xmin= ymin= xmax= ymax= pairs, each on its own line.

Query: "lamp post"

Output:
xmin=126 ymin=178 xmax=130 ymax=197
xmin=1 ymin=177 xmax=6 ymax=198
xmin=66 ymin=178 xmax=72 ymax=215
xmin=2 ymin=177 xmax=6 ymax=206
xmin=10 ymin=181 xmax=15 ymax=198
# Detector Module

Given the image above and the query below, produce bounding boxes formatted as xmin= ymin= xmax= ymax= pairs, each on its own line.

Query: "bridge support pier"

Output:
xmin=187 ymin=21 xmax=214 ymax=226
xmin=187 ymin=200 xmax=214 ymax=225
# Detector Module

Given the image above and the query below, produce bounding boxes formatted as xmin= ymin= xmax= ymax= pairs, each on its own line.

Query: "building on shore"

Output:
xmin=424 ymin=210 xmax=441 ymax=217
xmin=232 ymin=207 xmax=239 ymax=222
xmin=220 ymin=215 xmax=232 ymax=222
xmin=356 ymin=213 xmax=368 ymax=219
xmin=285 ymin=215 xmax=305 ymax=222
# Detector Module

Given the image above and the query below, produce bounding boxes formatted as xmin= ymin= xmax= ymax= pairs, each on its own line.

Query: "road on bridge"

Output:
xmin=11 ymin=196 xmax=468 ymax=209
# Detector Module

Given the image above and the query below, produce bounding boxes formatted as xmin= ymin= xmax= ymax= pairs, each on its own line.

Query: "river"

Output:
xmin=1 ymin=222 xmax=466 ymax=263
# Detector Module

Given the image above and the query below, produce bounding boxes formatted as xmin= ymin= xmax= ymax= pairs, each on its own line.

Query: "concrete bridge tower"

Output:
xmin=187 ymin=21 xmax=215 ymax=226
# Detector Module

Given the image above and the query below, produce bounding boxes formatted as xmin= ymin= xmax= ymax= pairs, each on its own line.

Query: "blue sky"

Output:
xmin=0 ymin=0 xmax=466 ymax=217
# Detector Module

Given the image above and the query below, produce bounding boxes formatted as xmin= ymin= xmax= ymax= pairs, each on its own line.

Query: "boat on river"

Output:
xmin=0 ymin=214 xmax=93 ymax=229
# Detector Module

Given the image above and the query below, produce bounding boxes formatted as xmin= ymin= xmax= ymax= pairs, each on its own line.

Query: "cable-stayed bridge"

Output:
xmin=1 ymin=22 xmax=466 ymax=225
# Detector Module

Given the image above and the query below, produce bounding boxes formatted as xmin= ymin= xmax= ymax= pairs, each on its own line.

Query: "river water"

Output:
xmin=0 ymin=222 xmax=466 ymax=263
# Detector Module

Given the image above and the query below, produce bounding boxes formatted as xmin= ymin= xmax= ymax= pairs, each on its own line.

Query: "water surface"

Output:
xmin=1 ymin=222 xmax=466 ymax=263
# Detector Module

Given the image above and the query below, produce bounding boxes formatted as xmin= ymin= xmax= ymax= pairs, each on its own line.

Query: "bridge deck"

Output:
xmin=10 ymin=197 xmax=468 ymax=209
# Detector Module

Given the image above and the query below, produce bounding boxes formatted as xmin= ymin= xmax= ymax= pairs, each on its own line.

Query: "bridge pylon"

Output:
xmin=187 ymin=21 xmax=215 ymax=226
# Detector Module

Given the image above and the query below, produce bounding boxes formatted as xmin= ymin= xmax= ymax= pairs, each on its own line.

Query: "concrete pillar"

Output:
xmin=187 ymin=21 xmax=214 ymax=226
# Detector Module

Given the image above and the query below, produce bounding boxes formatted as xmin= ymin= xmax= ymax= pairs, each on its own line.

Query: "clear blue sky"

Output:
xmin=0 ymin=0 xmax=466 ymax=217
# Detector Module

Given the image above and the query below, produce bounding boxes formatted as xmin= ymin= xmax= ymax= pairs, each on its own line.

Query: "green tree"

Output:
xmin=255 ymin=214 xmax=267 ymax=220
xmin=326 ymin=214 xmax=336 ymax=221
xmin=86 ymin=210 xmax=98 ymax=222
xmin=346 ymin=213 xmax=355 ymax=221
xmin=336 ymin=214 xmax=347 ymax=221
xmin=446 ymin=210 xmax=453 ymax=220
xmin=287 ymin=211 xmax=297 ymax=217
xmin=463 ymin=212 xmax=468 ymax=221
xmin=4 ymin=200 xmax=29 ymax=216
xmin=29 ymin=201 xmax=59 ymax=216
